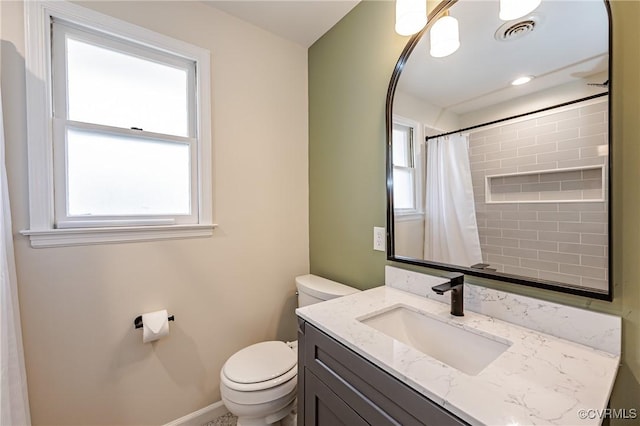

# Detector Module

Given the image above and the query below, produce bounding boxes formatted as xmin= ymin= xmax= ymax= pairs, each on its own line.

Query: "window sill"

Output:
xmin=393 ymin=212 xmax=424 ymax=222
xmin=20 ymin=223 xmax=217 ymax=248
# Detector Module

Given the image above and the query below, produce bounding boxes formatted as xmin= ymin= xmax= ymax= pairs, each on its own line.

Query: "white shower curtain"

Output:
xmin=0 ymin=90 xmax=31 ymax=424
xmin=424 ymin=134 xmax=483 ymax=267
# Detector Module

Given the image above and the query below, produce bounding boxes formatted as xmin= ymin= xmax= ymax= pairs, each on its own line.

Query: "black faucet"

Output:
xmin=431 ymin=273 xmax=464 ymax=316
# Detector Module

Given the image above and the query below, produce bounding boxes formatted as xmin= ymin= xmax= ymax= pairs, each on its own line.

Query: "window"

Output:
xmin=392 ymin=117 xmax=422 ymax=216
xmin=23 ymin=1 xmax=213 ymax=247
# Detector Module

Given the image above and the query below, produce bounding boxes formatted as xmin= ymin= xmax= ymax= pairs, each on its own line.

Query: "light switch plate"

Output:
xmin=374 ymin=227 xmax=386 ymax=251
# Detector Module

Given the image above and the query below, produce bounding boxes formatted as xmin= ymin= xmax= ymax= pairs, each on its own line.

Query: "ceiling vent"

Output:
xmin=495 ymin=15 xmax=541 ymax=41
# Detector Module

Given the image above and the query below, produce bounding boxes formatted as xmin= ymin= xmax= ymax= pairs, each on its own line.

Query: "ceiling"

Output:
xmin=397 ymin=0 xmax=609 ymax=116
xmin=203 ymin=0 xmax=609 ymax=116
xmin=204 ymin=0 xmax=361 ymax=48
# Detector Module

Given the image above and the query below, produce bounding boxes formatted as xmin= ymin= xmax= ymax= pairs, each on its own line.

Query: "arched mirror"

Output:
xmin=386 ymin=0 xmax=612 ymax=300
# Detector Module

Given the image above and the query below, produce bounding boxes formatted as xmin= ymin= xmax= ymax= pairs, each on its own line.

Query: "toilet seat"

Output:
xmin=221 ymin=341 xmax=297 ymax=392
xmin=221 ymin=370 xmax=297 ymax=405
xmin=221 ymin=364 xmax=297 ymax=392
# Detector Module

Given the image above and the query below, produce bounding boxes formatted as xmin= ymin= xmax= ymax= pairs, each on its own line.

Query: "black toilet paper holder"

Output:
xmin=134 ymin=314 xmax=175 ymax=329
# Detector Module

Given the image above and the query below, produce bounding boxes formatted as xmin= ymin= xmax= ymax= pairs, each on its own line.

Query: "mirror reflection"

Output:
xmin=389 ymin=0 xmax=611 ymax=298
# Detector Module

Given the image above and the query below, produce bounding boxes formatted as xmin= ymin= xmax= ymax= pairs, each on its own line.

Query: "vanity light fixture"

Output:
xmin=429 ymin=11 xmax=460 ymax=58
xmin=499 ymin=0 xmax=541 ymax=21
xmin=511 ymin=75 xmax=534 ymax=86
xmin=395 ymin=0 xmax=427 ymax=36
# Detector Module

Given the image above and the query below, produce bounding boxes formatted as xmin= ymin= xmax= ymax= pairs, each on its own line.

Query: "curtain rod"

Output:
xmin=425 ymin=92 xmax=608 ymax=141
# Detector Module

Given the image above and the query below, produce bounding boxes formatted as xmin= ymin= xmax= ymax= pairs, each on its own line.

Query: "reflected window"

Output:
xmin=392 ymin=119 xmax=422 ymax=214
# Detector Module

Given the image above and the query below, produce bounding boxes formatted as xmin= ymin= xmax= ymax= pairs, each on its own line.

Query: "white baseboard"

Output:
xmin=164 ymin=400 xmax=229 ymax=426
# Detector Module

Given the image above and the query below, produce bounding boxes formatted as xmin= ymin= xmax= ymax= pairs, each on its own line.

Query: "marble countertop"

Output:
xmin=296 ymin=285 xmax=620 ymax=426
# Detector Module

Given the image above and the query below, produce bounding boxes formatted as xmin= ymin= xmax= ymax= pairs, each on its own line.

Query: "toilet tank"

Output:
xmin=296 ymin=274 xmax=360 ymax=307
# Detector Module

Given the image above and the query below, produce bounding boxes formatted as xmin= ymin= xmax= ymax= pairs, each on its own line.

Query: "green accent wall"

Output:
xmin=308 ymin=0 xmax=401 ymax=289
xmin=309 ymin=0 xmax=640 ymax=418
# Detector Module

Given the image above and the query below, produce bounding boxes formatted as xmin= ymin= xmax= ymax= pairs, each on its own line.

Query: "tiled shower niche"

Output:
xmin=470 ymin=99 xmax=608 ymax=291
xmin=485 ymin=166 xmax=605 ymax=203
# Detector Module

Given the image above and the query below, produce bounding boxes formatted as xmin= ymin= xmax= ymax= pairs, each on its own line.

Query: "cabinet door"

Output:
xmin=303 ymin=323 xmax=468 ymax=426
xmin=304 ymin=370 xmax=369 ymax=426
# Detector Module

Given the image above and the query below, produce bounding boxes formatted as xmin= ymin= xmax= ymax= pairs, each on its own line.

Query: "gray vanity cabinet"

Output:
xmin=297 ymin=319 xmax=468 ymax=426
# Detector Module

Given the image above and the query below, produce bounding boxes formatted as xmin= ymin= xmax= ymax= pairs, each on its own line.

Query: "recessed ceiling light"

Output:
xmin=511 ymin=76 xmax=533 ymax=86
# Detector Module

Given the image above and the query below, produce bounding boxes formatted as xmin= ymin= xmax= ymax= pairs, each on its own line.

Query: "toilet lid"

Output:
xmin=223 ymin=341 xmax=297 ymax=384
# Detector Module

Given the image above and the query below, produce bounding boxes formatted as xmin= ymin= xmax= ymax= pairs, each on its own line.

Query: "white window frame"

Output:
xmin=392 ymin=115 xmax=423 ymax=218
xmin=21 ymin=0 xmax=215 ymax=247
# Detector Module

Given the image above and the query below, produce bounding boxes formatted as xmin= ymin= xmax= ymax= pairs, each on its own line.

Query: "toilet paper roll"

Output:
xmin=142 ymin=309 xmax=170 ymax=343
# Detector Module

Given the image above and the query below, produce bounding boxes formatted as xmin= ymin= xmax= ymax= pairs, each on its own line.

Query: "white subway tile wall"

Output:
xmin=469 ymin=99 xmax=609 ymax=291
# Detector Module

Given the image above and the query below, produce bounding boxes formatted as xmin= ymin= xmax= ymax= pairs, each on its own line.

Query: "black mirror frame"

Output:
xmin=385 ymin=0 xmax=613 ymax=301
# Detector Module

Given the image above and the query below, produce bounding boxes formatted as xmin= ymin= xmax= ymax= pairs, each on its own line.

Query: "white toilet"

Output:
xmin=220 ymin=274 xmax=360 ymax=426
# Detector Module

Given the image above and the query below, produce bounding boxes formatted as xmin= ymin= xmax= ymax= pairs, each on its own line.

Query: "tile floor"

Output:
xmin=203 ymin=412 xmax=237 ymax=426
xmin=204 ymin=410 xmax=296 ymax=426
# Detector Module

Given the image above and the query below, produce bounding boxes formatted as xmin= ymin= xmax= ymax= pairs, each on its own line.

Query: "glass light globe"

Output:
xmin=430 ymin=15 xmax=460 ymax=58
xmin=395 ymin=0 xmax=427 ymax=36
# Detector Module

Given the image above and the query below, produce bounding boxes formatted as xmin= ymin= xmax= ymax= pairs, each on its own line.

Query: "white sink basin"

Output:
xmin=359 ymin=305 xmax=512 ymax=375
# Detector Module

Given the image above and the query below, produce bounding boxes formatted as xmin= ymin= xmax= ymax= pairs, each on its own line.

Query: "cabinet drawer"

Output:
xmin=303 ymin=323 xmax=468 ymax=426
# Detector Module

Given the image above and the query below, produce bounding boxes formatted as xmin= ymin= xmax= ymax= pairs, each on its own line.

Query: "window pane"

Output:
xmin=66 ymin=37 xmax=190 ymax=137
xmin=66 ymin=128 xmax=191 ymax=216
xmin=393 ymin=168 xmax=415 ymax=209
xmin=394 ymin=124 xmax=415 ymax=168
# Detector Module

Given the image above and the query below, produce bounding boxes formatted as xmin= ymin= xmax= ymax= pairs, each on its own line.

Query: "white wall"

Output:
xmin=393 ymin=218 xmax=424 ymax=259
xmin=0 ymin=1 xmax=309 ymax=424
xmin=393 ymin=89 xmax=461 ymax=134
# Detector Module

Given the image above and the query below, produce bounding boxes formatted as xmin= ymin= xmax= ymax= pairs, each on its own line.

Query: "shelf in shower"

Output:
xmin=484 ymin=165 xmax=605 ymax=204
